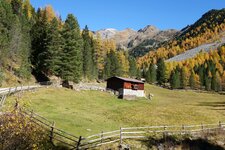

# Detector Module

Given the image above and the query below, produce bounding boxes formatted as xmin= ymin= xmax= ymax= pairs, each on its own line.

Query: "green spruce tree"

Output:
xmin=109 ymin=50 xmax=121 ymax=77
xmin=205 ymin=76 xmax=211 ymax=91
xmin=211 ymin=73 xmax=217 ymax=91
xmin=17 ymin=15 xmax=32 ymax=79
xmin=82 ymin=25 xmax=93 ymax=80
xmin=0 ymin=1 xmax=14 ymax=67
xmin=170 ymin=67 xmax=181 ymax=89
xmin=180 ymin=67 xmax=188 ymax=89
xmin=149 ymin=64 xmax=157 ymax=83
xmin=198 ymin=65 xmax=205 ymax=88
xmin=31 ymin=8 xmax=49 ymax=74
xmin=157 ymin=58 xmax=166 ymax=85
xmin=61 ymin=14 xmax=83 ymax=83
xmin=146 ymin=64 xmax=156 ymax=84
xmin=189 ymin=71 xmax=195 ymax=89
xmin=128 ymin=56 xmax=137 ymax=78
xmin=103 ymin=57 xmax=111 ymax=79
xmin=103 ymin=50 xmax=121 ymax=79
xmin=45 ymin=17 xmax=63 ymax=76
xmin=145 ymin=66 xmax=151 ymax=83
xmin=11 ymin=0 xmax=23 ymax=15
xmin=90 ymin=38 xmax=98 ymax=80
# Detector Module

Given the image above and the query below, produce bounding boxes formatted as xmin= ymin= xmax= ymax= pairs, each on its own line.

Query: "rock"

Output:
xmin=119 ymin=144 xmax=131 ymax=150
xmin=216 ymin=141 xmax=224 ymax=146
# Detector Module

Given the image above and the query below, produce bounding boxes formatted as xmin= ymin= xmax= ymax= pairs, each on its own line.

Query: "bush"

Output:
xmin=0 ymin=110 xmax=52 ymax=150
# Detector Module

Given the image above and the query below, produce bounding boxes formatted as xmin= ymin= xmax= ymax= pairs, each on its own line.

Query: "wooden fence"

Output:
xmin=80 ymin=122 xmax=225 ymax=149
xmin=0 ymin=83 xmax=83 ymax=150
xmin=21 ymin=109 xmax=83 ymax=149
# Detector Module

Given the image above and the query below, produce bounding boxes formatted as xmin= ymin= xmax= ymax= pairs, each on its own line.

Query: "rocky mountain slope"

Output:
xmin=95 ymin=25 xmax=178 ymax=56
xmin=166 ymin=32 xmax=225 ymax=62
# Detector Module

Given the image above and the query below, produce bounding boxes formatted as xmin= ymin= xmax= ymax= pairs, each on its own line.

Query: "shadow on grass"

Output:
xmin=182 ymin=139 xmax=224 ymax=150
xmin=197 ymin=102 xmax=225 ymax=110
xmin=52 ymin=144 xmax=71 ymax=150
xmin=141 ymin=135 xmax=224 ymax=150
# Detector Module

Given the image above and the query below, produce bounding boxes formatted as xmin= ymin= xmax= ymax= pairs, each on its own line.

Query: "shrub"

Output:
xmin=0 ymin=110 xmax=52 ymax=150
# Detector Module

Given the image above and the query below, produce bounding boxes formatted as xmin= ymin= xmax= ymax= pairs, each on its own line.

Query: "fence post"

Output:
xmin=120 ymin=127 xmax=123 ymax=146
xmin=182 ymin=125 xmax=185 ymax=135
xmin=201 ymin=123 xmax=204 ymax=131
xmin=76 ymin=136 xmax=82 ymax=150
xmin=163 ymin=125 xmax=167 ymax=141
xmin=0 ymin=96 xmax=3 ymax=105
xmin=101 ymin=131 xmax=104 ymax=145
xmin=219 ymin=121 xmax=223 ymax=132
xmin=50 ymin=121 xmax=55 ymax=143
xmin=7 ymin=87 xmax=11 ymax=96
xmin=219 ymin=121 xmax=222 ymax=128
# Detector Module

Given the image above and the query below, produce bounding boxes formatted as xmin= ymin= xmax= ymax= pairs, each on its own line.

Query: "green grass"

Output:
xmin=5 ymin=84 xmax=225 ymax=137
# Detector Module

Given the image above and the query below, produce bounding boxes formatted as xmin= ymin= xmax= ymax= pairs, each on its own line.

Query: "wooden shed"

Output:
xmin=106 ymin=76 xmax=145 ymax=99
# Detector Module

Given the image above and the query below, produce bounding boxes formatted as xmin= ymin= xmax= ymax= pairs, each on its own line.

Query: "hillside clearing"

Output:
xmin=5 ymin=84 xmax=225 ymax=137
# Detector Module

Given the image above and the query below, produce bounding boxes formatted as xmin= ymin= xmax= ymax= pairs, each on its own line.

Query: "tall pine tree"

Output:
xmin=45 ymin=17 xmax=63 ymax=76
xmin=146 ymin=64 xmax=156 ymax=84
xmin=128 ymin=56 xmax=137 ymax=78
xmin=82 ymin=25 xmax=93 ymax=80
xmin=90 ymin=37 xmax=98 ymax=80
xmin=103 ymin=57 xmax=111 ymax=79
xmin=31 ymin=8 xmax=49 ymax=74
xmin=103 ymin=50 xmax=121 ymax=79
xmin=170 ymin=67 xmax=181 ymax=89
xmin=61 ymin=14 xmax=83 ymax=83
xmin=189 ymin=70 xmax=196 ymax=89
xmin=157 ymin=58 xmax=166 ymax=85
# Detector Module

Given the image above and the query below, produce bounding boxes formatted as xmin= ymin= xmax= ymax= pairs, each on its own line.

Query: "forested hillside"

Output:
xmin=0 ymin=0 xmax=139 ymax=85
xmin=0 ymin=0 xmax=35 ymax=85
xmin=138 ymin=9 xmax=225 ymax=92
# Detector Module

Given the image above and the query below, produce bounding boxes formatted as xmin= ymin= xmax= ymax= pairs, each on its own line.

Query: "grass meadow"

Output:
xmin=6 ymin=84 xmax=225 ymax=137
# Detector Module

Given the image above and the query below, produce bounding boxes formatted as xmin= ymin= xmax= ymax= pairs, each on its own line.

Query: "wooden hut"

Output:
xmin=106 ymin=76 xmax=144 ymax=99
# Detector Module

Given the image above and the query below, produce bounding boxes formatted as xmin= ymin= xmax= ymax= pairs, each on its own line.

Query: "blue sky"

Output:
xmin=30 ymin=0 xmax=225 ymax=31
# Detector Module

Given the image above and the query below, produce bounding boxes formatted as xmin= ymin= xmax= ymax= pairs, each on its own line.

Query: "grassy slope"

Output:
xmin=6 ymin=84 xmax=225 ymax=137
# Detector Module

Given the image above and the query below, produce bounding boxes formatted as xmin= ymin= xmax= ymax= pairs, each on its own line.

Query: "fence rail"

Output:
xmin=20 ymin=108 xmax=83 ymax=149
xmin=80 ymin=122 xmax=225 ymax=149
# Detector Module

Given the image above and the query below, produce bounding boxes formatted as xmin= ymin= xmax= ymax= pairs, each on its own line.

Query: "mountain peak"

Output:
xmin=138 ymin=25 xmax=159 ymax=33
xmin=96 ymin=28 xmax=118 ymax=39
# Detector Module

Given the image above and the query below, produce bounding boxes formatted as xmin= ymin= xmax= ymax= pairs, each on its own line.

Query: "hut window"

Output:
xmin=132 ymin=84 xmax=138 ymax=90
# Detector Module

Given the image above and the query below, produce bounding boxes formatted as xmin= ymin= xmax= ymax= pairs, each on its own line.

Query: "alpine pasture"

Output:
xmin=5 ymin=84 xmax=225 ymax=137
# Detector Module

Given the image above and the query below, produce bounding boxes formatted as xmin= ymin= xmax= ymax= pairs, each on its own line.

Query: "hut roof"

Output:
xmin=107 ymin=76 xmax=144 ymax=84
